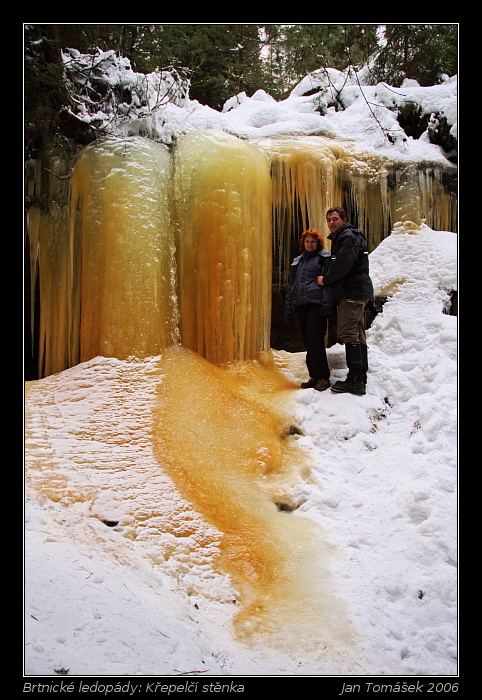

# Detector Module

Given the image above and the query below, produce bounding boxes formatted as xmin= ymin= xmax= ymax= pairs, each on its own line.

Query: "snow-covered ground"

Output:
xmin=24 ymin=222 xmax=457 ymax=680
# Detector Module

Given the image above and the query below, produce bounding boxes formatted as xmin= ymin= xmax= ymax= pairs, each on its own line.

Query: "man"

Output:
xmin=317 ymin=207 xmax=373 ymax=395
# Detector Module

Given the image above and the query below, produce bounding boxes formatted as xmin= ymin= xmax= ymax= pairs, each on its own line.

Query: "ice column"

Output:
xmin=173 ymin=130 xmax=272 ymax=366
xmin=70 ymin=136 xmax=177 ymax=364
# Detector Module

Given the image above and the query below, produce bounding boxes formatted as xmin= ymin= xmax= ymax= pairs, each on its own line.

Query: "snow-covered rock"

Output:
xmin=61 ymin=48 xmax=457 ymax=165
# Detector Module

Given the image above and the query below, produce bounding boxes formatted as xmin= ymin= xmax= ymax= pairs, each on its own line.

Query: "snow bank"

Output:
xmin=285 ymin=222 xmax=457 ymax=677
xmin=61 ymin=49 xmax=457 ymax=164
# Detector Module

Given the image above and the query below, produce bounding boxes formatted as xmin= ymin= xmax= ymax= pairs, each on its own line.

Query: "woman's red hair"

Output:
xmin=299 ymin=228 xmax=324 ymax=252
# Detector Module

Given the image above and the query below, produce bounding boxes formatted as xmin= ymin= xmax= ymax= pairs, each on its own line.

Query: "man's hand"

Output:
xmin=317 ymin=275 xmax=324 ymax=286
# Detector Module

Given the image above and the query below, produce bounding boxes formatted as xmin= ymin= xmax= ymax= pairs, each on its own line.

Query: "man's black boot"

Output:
xmin=331 ymin=342 xmax=366 ymax=395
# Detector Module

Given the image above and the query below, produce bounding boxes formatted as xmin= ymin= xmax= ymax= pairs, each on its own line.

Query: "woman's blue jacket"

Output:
xmin=285 ymin=249 xmax=334 ymax=318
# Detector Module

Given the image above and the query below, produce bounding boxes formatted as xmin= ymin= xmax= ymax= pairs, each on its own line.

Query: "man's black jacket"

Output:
xmin=323 ymin=222 xmax=374 ymax=301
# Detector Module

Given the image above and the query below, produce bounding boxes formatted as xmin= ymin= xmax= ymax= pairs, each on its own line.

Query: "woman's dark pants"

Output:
xmin=295 ymin=304 xmax=330 ymax=380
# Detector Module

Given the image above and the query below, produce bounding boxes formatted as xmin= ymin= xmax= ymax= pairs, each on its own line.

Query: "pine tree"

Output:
xmin=141 ymin=25 xmax=264 ymax=109
xmin=271 ymin=25 xmax=380 ymax=93
xmin=371 ymin=24 xmax=458 ymax=86
xmin=24 ymin=25 xmax=73 ymax=152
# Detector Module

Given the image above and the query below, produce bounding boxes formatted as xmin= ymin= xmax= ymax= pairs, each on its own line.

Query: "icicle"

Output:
xmin=253 ymin=136 xmax=456 ymax=288
xmin=25 ymin=151 xmax=75 ymax=378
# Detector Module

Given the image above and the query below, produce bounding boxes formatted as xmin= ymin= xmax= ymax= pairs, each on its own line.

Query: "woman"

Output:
xmin=285 ymin=228 xmax=332 ymax=391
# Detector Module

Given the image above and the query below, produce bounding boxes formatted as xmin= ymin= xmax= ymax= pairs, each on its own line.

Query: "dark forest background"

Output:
xmin=25 ymin=24 xmax=458 ymax=153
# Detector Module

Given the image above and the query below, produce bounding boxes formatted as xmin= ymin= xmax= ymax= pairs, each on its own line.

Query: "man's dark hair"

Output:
xmin=326 ymin=207 xmax=348 ymax=220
